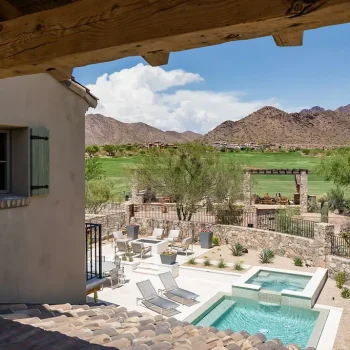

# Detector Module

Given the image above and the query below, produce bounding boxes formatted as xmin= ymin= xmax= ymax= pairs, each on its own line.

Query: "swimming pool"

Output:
xmin=247 ymin=270 xmax=311 ymax=292
xmin=193 ymin=296 xmax=320 ymax=349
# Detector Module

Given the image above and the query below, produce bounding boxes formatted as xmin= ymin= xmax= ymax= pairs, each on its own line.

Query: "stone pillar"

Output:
xmin=243 ymin=171 xmax=251 ymax=206
xmin=243 ymin=206 xmax=257 ymax=228
xmin=300 ymin=170 xmax=308 ymax=213
xmin=312 ymin=223 xmax=334 ymax=267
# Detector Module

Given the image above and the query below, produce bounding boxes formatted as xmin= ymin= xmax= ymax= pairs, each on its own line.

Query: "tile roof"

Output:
xmin=0 ymin=303 xmax=316 ymax=350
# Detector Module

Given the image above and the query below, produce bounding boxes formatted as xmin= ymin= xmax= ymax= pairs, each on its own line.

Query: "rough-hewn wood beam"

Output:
xmin=1 ymin=0 xmax=350 ymax=78
xmin=47 ymin=68 xmax=73 ymax=81
xmin=273 ymin=31 xmax=304 ymax=46
xmin=0 ymin=0 xmax=22 ymax=21
xmin=142 ymin=52 xmax=170 ymax=67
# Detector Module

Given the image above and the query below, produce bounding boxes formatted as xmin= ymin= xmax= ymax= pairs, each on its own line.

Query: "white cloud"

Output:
xmin=87 ymin=63 xmax=280 ymax=134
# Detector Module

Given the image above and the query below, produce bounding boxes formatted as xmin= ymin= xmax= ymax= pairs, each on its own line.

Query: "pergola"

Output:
xmin=244 ymin=168 xmax=309 ymax=213
xmin=1 ymin=0 xmax=350 ymax=80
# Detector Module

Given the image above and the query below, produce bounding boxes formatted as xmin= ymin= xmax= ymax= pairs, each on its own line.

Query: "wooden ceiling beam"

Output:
xmin=0 ymin=0 xmax=22 ymax=21
xmin=273 ymin=31 xmax=304 ymax=46
xmin=142 ymin=52 xmax=170 ymax=67
xmin=47 ymin=67 xmax=73 ymax=81
xmin=1 ymin=0 xmax=350 ymax=78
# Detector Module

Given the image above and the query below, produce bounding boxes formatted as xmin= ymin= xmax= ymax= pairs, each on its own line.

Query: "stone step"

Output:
xmin=133 ymin=268 xmax=160 ymax=276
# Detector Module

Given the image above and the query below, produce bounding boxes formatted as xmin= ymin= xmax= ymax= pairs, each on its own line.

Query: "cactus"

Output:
xmin=320 ymin=201 xmax=329 ymax=223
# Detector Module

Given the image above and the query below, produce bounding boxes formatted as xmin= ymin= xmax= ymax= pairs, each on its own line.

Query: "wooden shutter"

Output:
xmin=30 ymin=127 xmax=50 ymax=196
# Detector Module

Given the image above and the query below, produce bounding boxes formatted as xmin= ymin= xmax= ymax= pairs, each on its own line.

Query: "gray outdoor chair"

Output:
xmin=149 ymin=228 xmax=164 ymax=240
xmin=136 ymin=280 xmax=180 ymax=316
xmin=131 ymin=242 xmax=152 ymax=259
xmin=171 ymin=237 xmax=192 ymax=256
xmin=159 ymin=271 xmax=199 ymax=305
xmin=116 ymin=240 xmax=129 ymax=253
xmin=164 ymin=229 xmax=180 ymax=243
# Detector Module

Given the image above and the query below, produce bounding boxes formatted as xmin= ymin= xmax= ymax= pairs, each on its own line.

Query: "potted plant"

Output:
xmin=160 ymin=248 xmax=177 ymax=265
xmin=126 ymin=223 xmax=139 ymax=240
xmin=160 ymin=202 xmax=168 ymax=213
xmin=200 ymin=228 xmax=213 ymax=249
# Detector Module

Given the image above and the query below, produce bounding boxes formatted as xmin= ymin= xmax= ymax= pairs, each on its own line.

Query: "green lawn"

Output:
xmin=99 ymin=152 xmax=341 ymax=199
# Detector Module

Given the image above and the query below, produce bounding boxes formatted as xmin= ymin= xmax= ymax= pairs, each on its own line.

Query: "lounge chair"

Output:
xmin=171 ymin=237 xmax=192 ymax=256
xmin=116 ymin=240 xmax=129 ymax=253
xmin=164 ymin=229 xmax=180 ymax=243
xmin=131 ymin=242 xmax=152 ymax=259
xmin=149 ymin=228 xmax=164 ymax=240
xmin=159 ymin=271 xmax=199 ymax=304
xmin=136 ymin=280 xmax=180 ymax=315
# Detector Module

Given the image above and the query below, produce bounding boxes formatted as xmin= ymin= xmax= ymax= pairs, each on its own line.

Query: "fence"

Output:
xmin=133 ymin=203 xmax=256 ymax=225
xmin=256 ymin=213 xmax=315 ymax=239
xmin=85 ymin=223 xmax=102 ymax=281
xmin=330 ymin=235 xmax=350 ymax=259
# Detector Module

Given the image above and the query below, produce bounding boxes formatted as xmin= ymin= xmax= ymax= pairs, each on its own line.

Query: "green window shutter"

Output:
xmin=30 ymin=127 xmax=50 ymax=196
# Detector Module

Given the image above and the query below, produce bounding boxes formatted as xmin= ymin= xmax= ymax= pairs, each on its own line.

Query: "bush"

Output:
xmin=234 ymin=260 xmax=244 ymax=271
xmin=122 ymin=256 xmax=127 ymax=261
xmin=341 ymin=287 xmax=350 ymax=299
xmin=85 ymin=179 xmax=115 ymax=214
xmin=293 ymin=256 xmax=303 ymax=267
xmin=204 ymin=258 xmax=211 ymax=266
xmin=217 ymin=259 xmax=226 ymax=268
xmin=128 ymin=256 xmax=134 ymax=262
xmin=328 ymin=187 xmax=346 ymax=212
xmin=215 ymin=205 xmax=244 ymax=225
xmin=229 ymin=243 xmax=244 ymax=256
xmin=336 ymin=272 xmax=347 ymax=289
xmin=212 ymin=236 xmax=220 ymax=246
xmin=259 ymin=249 xmax=275 ymax=264
xmin=187 ymin=258 xmax=197 ymax=265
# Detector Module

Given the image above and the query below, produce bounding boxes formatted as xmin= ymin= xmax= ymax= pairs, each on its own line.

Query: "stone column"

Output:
xmin=312 ymin=223 xmax=334 ymax=267
xmin=243 ymin=171 xmax=251 ymax=206
xmin=300 ymin=170 xmax=308 ymax=213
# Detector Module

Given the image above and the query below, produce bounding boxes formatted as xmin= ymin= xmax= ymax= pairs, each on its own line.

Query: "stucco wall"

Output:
xmin=0 ymin=74 xmax=89 ymax=304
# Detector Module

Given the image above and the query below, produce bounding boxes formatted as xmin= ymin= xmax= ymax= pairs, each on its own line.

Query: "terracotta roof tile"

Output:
xmin=0 ymin=303 xmax=315 ymax=350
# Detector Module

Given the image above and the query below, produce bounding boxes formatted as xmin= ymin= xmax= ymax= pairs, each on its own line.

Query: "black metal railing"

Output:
xmin=331 ymin=235 xmax=350 ymax=259
xmin=85 ymin=223 xmax=102 ymax=281
xmin=257 ymin=214 xmax=315 ymax=239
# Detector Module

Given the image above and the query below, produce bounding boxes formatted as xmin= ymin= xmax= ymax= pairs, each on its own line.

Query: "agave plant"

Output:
xmin=229 ymin=243 xmax=244 ymax=256
xmin=259 ymin=249 xmax=275 ymax=264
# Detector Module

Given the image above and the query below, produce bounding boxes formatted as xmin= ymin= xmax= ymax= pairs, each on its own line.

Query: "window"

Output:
xmin=0 ymin=130 xmax=9 ymax=194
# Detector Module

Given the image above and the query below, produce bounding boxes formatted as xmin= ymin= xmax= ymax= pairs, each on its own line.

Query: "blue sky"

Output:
xmin=74 ymin=23 xmax=350 ymax=133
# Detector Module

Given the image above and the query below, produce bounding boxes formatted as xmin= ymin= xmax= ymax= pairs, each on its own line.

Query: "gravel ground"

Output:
xmin=189 ymin=245 xmax=350 ymax=349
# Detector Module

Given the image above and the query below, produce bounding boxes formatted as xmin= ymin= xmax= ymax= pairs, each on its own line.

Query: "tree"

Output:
xmin=318 ymin=148 xmax=350 ymax=188
xmin=103 ymin=144 xmax=116 ymax=156
xmin=85 ymin=179 xmax=115 ymax=213
xmin=134 ymin=143 xmax=243 ymax=220
xmin=85 ymin=157 xmax=105 ymax=182
xmin=85 ymin=145 xmax=100 ymax=157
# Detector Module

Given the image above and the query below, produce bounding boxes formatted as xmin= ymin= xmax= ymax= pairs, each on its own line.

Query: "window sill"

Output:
xmin=0 ymin=194 xmax=30 ymax=210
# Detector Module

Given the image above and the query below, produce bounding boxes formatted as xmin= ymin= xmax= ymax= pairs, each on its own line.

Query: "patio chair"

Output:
xmin=136 ymin=280 xmax=180 ymax=315
xmin=171 ymin=237 xmax=192 ymax=256
xmin=164 ymin=229 xmax=180 ymax=243
xmin=131 ymin=242 xmax=152 ymax=259
xmin=149 ymin=228 xmax=164 ymax=240
xmin=105 ymin=266 xmax=125 ymax=289
xmin=112 ymin=231 xmax=125 ymax=247
xmin=116 ymin=240 xmax=129 ymax=253
xmin=159 ymin=271 xmax=199 ymax=305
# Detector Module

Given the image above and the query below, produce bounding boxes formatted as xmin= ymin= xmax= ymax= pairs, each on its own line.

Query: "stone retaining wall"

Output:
xmin=85 ymin=212 xmax=126 ymax=238
xmin=326 ymin=255 xmax=350 ymax=280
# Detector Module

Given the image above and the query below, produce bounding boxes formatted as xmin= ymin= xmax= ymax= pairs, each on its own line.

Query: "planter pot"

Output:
xmin=200 ymin=231 xmax=213 ymax=249
xmin=127 ymin=225 xmax=139 ymax=240
xmin=160 ymin=253 xmax=177 ymax=265
xmin=161 ymin=206 xmax=168 ymax=213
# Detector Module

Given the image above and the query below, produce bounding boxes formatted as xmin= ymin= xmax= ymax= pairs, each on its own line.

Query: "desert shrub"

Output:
xmin=217 ymin=259 xmax=226 ymax=268
xmin=122 ymin=256 xmax=127 ymax=261
xmin=328 ymin=187 xmax=346 ymax=212
xmin=215 ymin=205 xmax=244 ymax=225
xmin=229 ymin=243 xmax=244 ymax=257
xmin=293 ymin=256 xmax=303 ymax=267
xmin=187 ymin=258 xmax=197 ymax=265
xmin=259 ymin=249 xmax=275 ymax=264
xmin=128 ymin=256 xmax=134 ymax=262
xmin=336 ymin=272 xmax=347 ymax=289
xmin=204 ymin=258 xmax=211 ymax=266
xmin=234 ymin=260 xmax=244 ymax=271
xmin=302 ymin=149 xmax=311 ymax=155
xmin=341 ymin=287 xmax=350 ymax=299
xmin=212 ymin=236 xmax=220 ymax=246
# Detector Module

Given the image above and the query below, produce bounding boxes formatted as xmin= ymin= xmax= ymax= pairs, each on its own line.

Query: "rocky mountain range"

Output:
xmin=202 ymin=105 xmax=350 ymax=146
xmin=85 ymin=114 xmax=201 ymax=145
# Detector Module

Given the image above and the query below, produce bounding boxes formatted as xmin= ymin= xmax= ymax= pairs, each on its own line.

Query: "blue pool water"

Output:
xmin=246 ymin=270 xmax=311 ymax=292
xmin=194 ymin=297 xmax=319 ymax=349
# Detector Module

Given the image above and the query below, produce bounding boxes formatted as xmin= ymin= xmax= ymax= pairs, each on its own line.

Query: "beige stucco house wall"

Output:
xmin=0 ymin=73 xmax=96 ymax=303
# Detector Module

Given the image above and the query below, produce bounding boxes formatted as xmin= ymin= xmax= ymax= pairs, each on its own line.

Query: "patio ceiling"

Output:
xmin=1 ymin=0 xmax=350 ymax=78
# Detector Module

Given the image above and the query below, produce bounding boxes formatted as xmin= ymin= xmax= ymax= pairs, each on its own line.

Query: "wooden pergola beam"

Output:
xmin=142 ymin=52 xmax=170 ymax=67
xmin=1 ymin=0 xmax=350 ymax=78
xmin=273 ymin=31 xmax=304 ymax=46
xmin=0 ymin=0 xmax=22 ymax=21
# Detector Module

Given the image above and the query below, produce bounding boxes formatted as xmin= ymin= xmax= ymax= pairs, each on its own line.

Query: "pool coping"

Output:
xmin=184 ymin=292 xmax=332 ymax=349
xmin=231 ymin=266 xmax=328 ymax=307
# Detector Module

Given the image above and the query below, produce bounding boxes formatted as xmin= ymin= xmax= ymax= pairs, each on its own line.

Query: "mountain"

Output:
xmin=85 ymin=114 xmax=201 ymax=145
xmin=202 ymin=105 xmax=350 ymax=146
